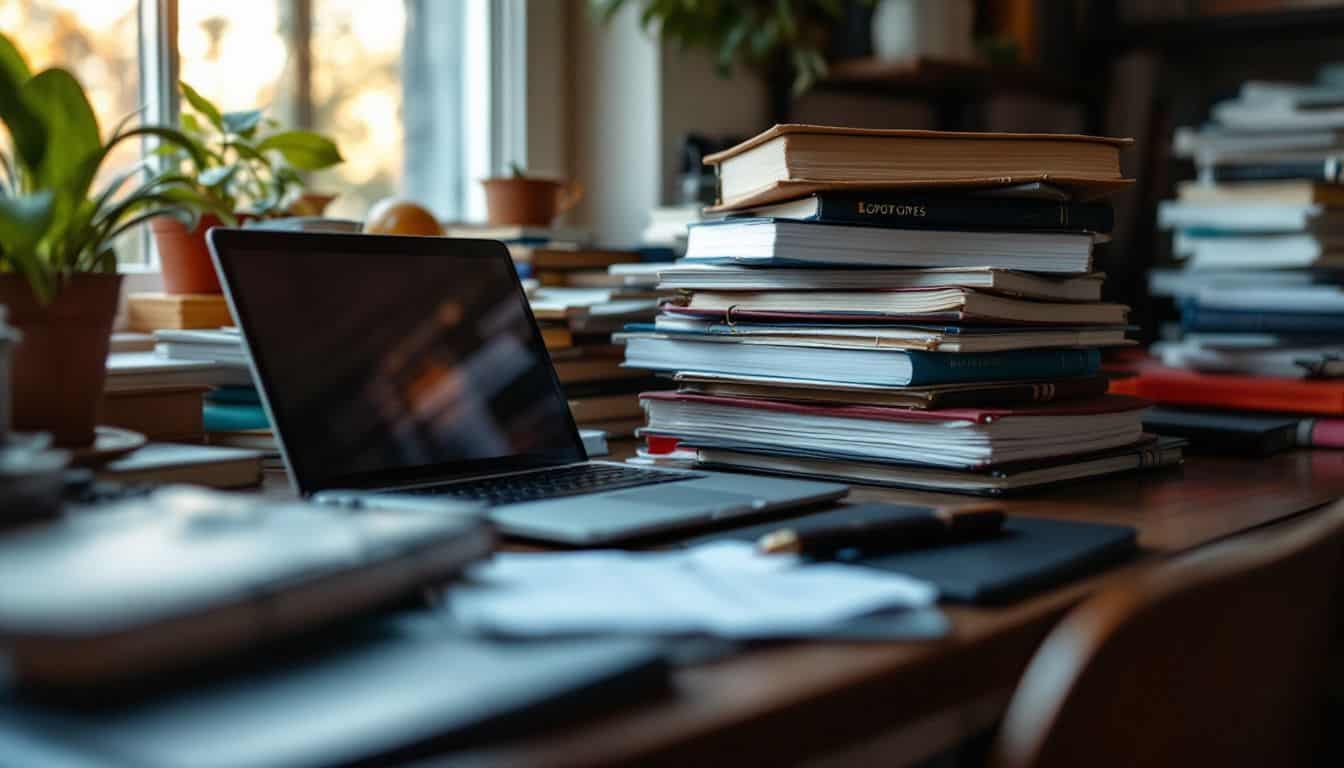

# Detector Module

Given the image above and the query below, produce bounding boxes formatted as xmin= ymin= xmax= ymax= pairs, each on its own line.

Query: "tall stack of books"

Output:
xmin=147 ymin=329 xmax=278 ymax=456
xmin=1124 ymin=71 xmax=1344 ymax=453
xmin=621 ymin=124 xmax=1185 ymax=494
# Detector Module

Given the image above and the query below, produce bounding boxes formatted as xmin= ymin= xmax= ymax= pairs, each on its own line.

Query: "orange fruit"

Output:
xmin=363 ymin=198 xmax=444 ymax=236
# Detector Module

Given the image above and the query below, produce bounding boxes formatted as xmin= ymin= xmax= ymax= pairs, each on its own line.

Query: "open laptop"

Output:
xmin=208 ymin=229 xmax=847 ymax=544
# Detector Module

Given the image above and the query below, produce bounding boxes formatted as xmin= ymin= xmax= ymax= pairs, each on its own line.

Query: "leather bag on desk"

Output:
xmin=993 ymin=499 xmax=1344 ymax=768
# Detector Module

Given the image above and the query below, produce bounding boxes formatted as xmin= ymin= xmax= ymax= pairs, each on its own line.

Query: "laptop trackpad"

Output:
xmin=602 ymin=486 xmax=756 ymax=511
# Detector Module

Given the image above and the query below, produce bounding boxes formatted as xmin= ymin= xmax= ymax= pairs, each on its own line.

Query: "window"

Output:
xmin=4 ymin=0 xmax=516 ymax=265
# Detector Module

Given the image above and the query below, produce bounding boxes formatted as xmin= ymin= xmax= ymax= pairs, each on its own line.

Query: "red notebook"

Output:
xmin=1118 ymin=365 xmax=1344 ymax=416
xmin=638 ymin=391 xmax=1148 ymax=424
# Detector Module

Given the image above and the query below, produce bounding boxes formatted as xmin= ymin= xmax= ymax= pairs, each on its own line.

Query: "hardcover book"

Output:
xmin=731 ymin=192 xmax=1113 ymax=233
xmin=702 ymin=124 xmax=1132 ymax=211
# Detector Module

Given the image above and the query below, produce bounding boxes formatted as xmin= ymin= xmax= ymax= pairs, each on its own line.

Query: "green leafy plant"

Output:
xmin=0 ymin=32 xmax=219 ymax=302
xmin=167 ymin=82 xmax=344 ymax=218
xmin=591 ymin=0 xmax=862 ymax=95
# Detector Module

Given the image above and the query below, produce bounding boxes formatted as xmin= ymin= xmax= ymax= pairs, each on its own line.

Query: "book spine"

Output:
xmin=904 ymin=349 xmax=1101 ymax=387
xmin=1211 ymin=159 xmax=1341 ymax=183
xmin=1182 ymin=304 xmax=1344 ymax=334
xmin=925 ymin=376 xmax=1110 ymax=408
xmin=813 ymin=196 xmax=1114 ymax=233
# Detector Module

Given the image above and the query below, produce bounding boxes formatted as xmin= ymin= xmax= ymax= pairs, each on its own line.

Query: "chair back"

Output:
xmin=992 ymin=502 xmax=1344 ymax=768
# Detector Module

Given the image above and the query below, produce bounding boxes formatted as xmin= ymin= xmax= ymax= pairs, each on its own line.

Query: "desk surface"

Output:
xmin=254 ymin=448 xmax=1344 ymax=767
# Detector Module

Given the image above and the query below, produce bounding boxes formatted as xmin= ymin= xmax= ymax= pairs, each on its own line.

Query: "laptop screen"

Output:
xmin=209 ymin=230 xmax=587 ymax=494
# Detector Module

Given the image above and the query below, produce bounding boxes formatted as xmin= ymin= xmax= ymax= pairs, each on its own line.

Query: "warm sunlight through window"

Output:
xmin=3 ymin=0 xmax=143 ymax=263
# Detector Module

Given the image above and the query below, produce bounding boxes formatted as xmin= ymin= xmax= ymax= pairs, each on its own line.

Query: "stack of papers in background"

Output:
xmin=1130 ymin=67 xmax=1344 ymax=452
xmin=618 ymin=124 xmax=1182 ymax=495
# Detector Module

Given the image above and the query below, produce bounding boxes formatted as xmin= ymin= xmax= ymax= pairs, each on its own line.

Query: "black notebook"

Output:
xmin=690 ymin=503 xmax=1139 ymax=604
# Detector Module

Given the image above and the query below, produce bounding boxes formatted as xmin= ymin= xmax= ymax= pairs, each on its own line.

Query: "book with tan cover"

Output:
xmin=703 ymin=124 xmax=1133 ymax=211
xmin=127 ymin=293 xmax=235 ymax=331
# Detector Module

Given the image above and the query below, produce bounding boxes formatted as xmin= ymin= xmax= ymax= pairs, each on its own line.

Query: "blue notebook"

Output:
xmin=1181 ymin=301 xmax=1344 ymax=334
xmin=691 ymin=504 xmax=1139 ymax=604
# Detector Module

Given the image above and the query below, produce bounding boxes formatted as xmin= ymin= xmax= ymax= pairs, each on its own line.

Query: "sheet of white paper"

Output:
xmin=450 ymin=542 xmax=937 ymax=639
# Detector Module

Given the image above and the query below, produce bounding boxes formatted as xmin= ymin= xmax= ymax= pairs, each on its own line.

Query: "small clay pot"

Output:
xmin=481 ymin=177 xmax=583 ymax=228
xmin=0 ymin=273 xmax=123 ymax=446
xmin=151 ymin=214 xmax=226 ymax=294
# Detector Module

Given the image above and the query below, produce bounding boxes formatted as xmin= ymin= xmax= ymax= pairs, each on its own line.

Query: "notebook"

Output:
xmin=693 ymin=436 xmax=1186 ymax=495
xmin=671 ymin=287 xmax=1128 ymax=325
xmin=654 ymin=265 xmax=1105 ymax=302
xmin=621 ymin=337 xmax=1102 ymax=387
xmin=683 ymin=218 xmax=1096 ymax=273
xmin=1122 ymin=364 xmax=1344 ymax=415
xmin=640 ymin=392 xmax=1148 ymax=468
xmin=690 ymin=505 xmax=1140 ymax=604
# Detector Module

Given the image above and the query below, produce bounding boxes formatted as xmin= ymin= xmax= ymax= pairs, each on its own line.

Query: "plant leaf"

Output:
xmin=180 ymin=111 xmax=203 ymax=136
xmin=180 ymin=81 xmax=223 ymax=130
xmin=198 ymin=163 xmax=239 ymax=187
xmin=21 ymin=68 xmax=101 ymax=191
xmin=0 ymin=189 xmax=54 ymax=252
xmin=0 ymin=36 xmax=46 ymax=178
xmin=222 ymin=109 xmax=263 ymax=136
xmin=0 ymin=32 xmax=32 ymax=84
xmin=256 ymin=130 xmax=343 ymax=170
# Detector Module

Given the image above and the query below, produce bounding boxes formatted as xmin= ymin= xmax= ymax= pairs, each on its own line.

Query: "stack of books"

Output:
xmin=1125 ymin=71 xmax=1344 ymax=453
xmin=148 ymin=329 xmax=278 ymax=456
xmin=530 ymin=286 xmax=662 ymax=437
xmin=101 ymin=351 xmax=250 ymax=442
xmin=620 ymin=123 xmax=1186 ymax=494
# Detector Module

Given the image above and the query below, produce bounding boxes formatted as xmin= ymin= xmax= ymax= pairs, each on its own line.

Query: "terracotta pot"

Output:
xmin=151 ymin=213 xmax=228 ymax=294
xmin=481 ymin=178 xmax=583 ymax=228
xmin=0 ymin=273 xmax=122 ymax=446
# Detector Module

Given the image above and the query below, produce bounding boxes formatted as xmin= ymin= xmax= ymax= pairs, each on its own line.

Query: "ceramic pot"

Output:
xmin=872 ymin=0 xmax=975 ymax=61
xmin=481 ymin=178 xmax=583 ymax=228
xmin=0 ymin=273 xmax=122 ymax=446
xmin=151 ymin=214 xmax=228 ymax=294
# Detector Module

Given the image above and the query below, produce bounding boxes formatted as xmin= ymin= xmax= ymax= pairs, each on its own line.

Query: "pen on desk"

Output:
xmin=757 ymin=503 xmax=1006 ymax=558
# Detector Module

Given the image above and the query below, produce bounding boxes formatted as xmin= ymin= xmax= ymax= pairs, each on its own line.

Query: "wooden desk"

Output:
xmin=393 ymin=449 xmax=1344 ymax=767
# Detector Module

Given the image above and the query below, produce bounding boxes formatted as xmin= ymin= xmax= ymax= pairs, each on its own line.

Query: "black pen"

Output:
xmin=756 ymin=503 xmax=1006 ymax=558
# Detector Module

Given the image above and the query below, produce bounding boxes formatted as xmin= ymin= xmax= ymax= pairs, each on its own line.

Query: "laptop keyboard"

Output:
xmin=402 ymin=464 xmax=699 ymax=505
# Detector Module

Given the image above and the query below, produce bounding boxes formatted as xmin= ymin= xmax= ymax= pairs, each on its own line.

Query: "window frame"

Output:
xmin=123 ymin=0 xmax=526 ymax=273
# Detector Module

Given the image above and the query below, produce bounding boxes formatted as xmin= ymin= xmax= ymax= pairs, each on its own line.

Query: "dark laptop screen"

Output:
xmin=209 ymin=230 xmax=586 ymax=494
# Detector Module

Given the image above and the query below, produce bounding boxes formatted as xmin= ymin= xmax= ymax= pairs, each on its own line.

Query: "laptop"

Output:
xmin=208 ymin=229 xmax=847 ymax=544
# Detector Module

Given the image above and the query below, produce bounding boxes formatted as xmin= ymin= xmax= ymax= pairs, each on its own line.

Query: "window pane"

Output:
xmin=177 ymin=0 xmax=296 ymax=129
xmin=175 ymin=1 xmax=489 ymax=224
xmin=2 ymin=0 xmax=145 ymax=266
xmin=309 ymin=0 xmax=405 ymax=220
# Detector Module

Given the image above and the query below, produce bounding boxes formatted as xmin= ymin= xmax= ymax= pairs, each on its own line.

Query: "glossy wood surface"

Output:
xmin=259 ymin=448 xmax=1344 ymax=767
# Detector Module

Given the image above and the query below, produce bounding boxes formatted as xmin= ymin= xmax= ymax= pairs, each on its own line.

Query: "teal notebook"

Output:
xmin=203 ymin=402 xmax=270 ymax=432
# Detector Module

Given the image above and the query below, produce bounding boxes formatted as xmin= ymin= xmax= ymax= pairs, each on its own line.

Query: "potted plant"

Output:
xmin=481 ymin=163 xmax=583 ymax=228
xmin=0 ymin=33 xmax=217 ymax=445
xmin=591 ymin=0 xmax=863 ymax=95
xmin=151 ymin=82 xmax=344 ymax=294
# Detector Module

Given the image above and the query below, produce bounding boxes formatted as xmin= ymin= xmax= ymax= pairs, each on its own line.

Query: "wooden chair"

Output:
xmin=992 ymin=501 xmax=1344 ymax=768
